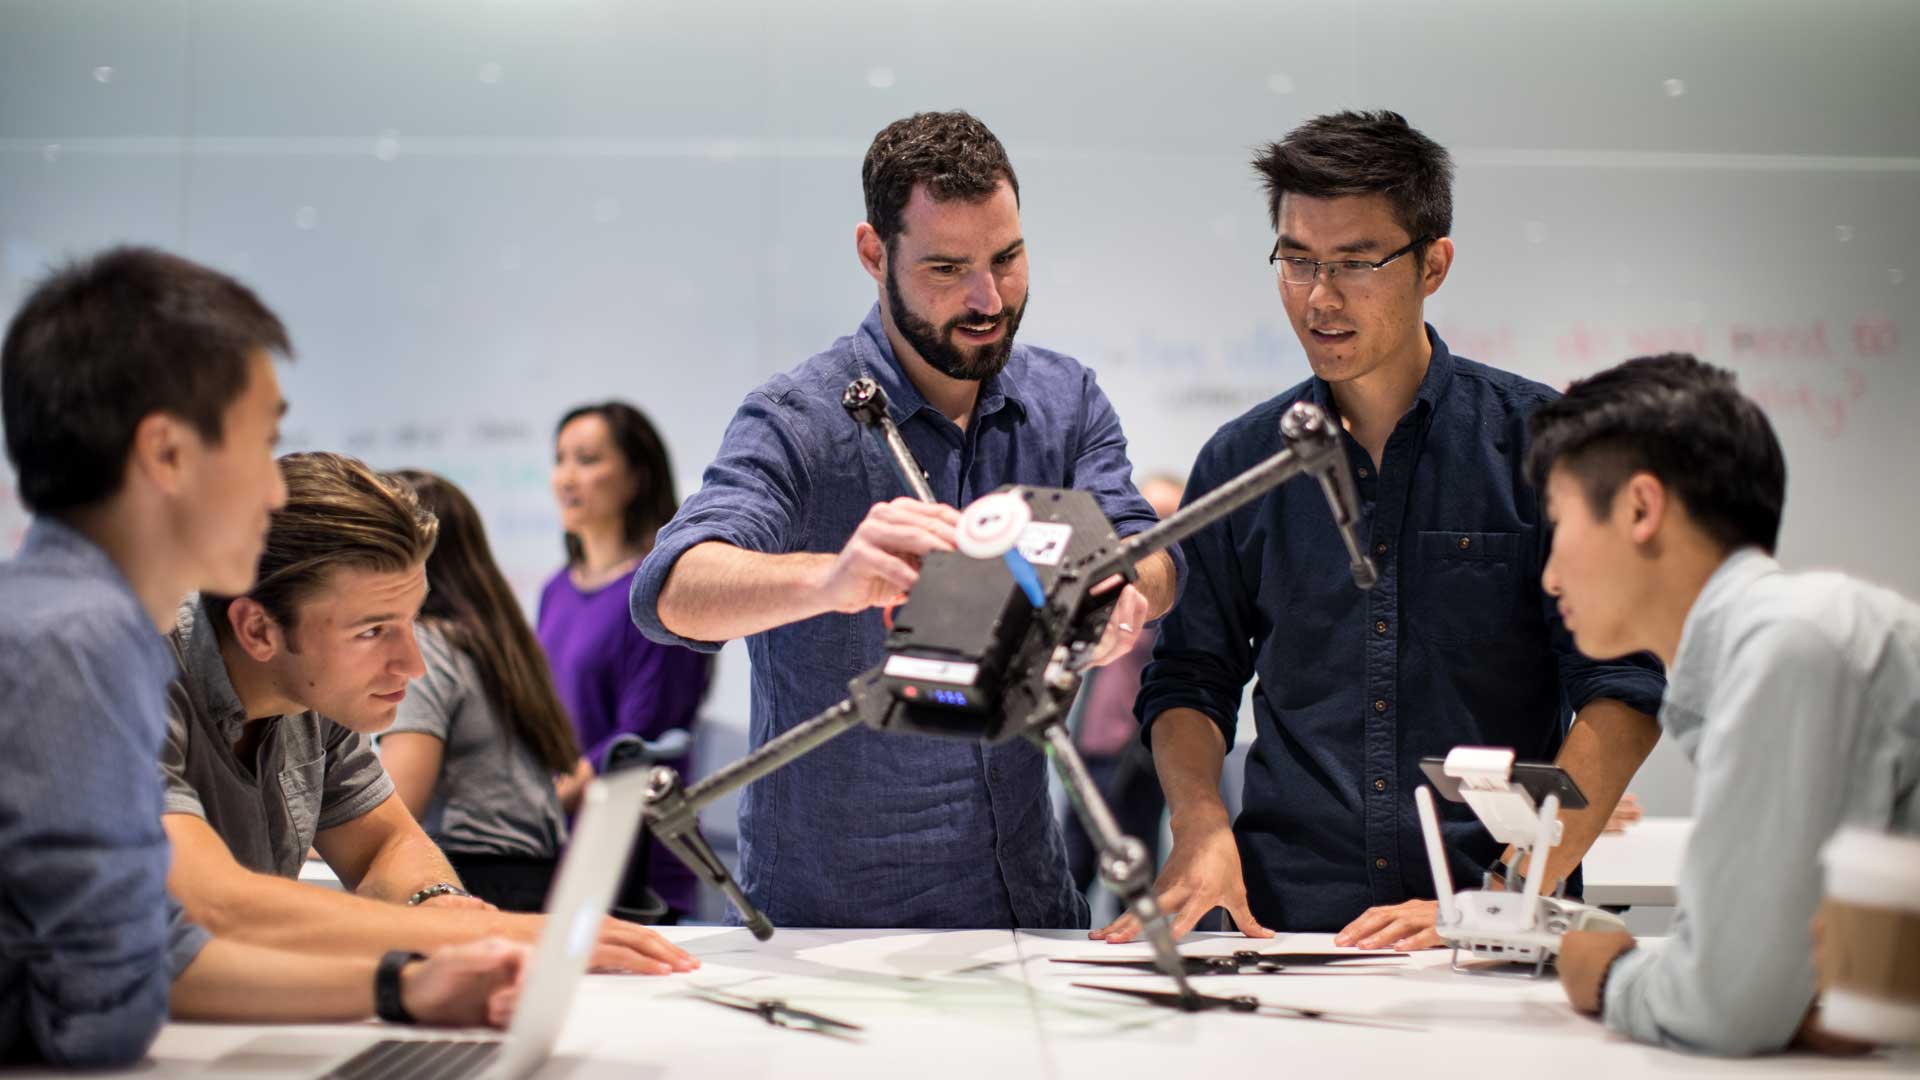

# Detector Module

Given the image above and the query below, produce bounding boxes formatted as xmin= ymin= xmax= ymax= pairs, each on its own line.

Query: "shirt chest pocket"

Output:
xmin=1405 ymin=530 xmax=1533 ymax=646
xmin=277 ymin=756 xmax=326 ymax=859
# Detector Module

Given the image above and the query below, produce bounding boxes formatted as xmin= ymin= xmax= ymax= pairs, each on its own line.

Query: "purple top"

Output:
xmin=538 ymin=564 xmax=710 ymax=914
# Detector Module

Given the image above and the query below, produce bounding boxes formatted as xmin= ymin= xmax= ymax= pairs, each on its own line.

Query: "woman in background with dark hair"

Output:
xmin=539 ymin=402 xmax=710 ymax=921
xmin=379 ymin=470 xmax=581 ymax=913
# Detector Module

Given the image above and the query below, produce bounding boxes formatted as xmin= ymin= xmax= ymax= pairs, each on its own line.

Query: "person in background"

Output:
xmin=540 ymin=401 xmax=711 ymax=920
xmin=1064 ymin=473 xmax=1185 ymax=897
xmin=1 ymin=248 xmax=524 ymax=1068
xmin=380 ymin=470 xmax=581 ymax=913
xmin=1529 ymin=353 xmax=1918 ymax=1055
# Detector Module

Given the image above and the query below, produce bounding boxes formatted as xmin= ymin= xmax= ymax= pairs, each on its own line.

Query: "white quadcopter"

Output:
xmin=1414 ymin=746 xmax=1628 ymax=977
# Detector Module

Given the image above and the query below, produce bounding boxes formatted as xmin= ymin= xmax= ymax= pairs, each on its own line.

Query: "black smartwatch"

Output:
xmin=375 ymin=950 xmax=425 ymax=1024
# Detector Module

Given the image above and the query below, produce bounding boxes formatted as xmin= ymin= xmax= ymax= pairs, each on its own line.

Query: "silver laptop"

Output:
xmin=211 ymin=771 xmax=650 ymax=1080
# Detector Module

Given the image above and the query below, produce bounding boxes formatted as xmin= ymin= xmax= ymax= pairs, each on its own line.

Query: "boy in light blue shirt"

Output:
xmin=1525 ymin=352 xmax=1919 ymax=1056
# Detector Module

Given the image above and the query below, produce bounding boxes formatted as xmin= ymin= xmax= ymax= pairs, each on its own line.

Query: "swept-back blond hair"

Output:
xmin=208 ymin=451 xmax=439 ymax=643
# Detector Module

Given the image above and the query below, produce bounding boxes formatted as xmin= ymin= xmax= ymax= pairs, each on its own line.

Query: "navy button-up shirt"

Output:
xmin=1138 ymin=326 xmax=1666 ymax=932
xmin=634 ymin=304 xmax=1180 ymax=929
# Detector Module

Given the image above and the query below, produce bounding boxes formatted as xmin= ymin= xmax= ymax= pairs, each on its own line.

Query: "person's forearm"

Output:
xmin=1134 ymin=551 xmax=1177 ymax=621
xmin=177 ymin=870 xmax=510 ymax=956
xmin=171 ymin=937 xmax=377 ymax=1021
xmin=357 ymin=828 xmax=463 ymax=904
xmin=1149 ymin=709 xmax=1231 ymax=828
xmin=1520 ymin=698 xmax=1660 ymax=885
xmin=657 ymin=542 xmax=836 ymax=642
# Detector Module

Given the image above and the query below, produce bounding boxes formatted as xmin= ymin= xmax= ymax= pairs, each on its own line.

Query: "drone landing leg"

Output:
xmin=1036 ymin=721 xmax=1202 ymax=1008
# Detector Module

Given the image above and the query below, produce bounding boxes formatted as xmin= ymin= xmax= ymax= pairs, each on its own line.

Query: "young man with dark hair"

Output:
xmin=1100 ymin=111 xmax=1667 ymax=947
xmin=1 ymin=248 xmax=526 ymax=1068
xmin=1532 ymin=353 xmax=1918 ymax=1055
xmin=164 ymin=451 xmax=696 ymax=975
xmin=634 ymin=110 xmax=1180 ymax=929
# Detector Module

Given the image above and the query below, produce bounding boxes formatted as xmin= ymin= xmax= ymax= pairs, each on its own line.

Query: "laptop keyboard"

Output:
xmin=324 ymin=1037 xmax=502 ymax=1080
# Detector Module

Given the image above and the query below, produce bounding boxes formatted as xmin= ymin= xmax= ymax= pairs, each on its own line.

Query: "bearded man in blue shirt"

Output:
xmin=634 ymin=111 xmax=1179 ymax=930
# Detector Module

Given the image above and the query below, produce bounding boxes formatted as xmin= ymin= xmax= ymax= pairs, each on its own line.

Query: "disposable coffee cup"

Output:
xmin=1817 ymin=827 xmax=1920 ymax=1044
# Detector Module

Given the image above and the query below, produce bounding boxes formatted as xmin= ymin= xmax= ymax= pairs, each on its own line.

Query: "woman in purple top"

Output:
xmin=538 ymin=401 xmax=711 ymax=919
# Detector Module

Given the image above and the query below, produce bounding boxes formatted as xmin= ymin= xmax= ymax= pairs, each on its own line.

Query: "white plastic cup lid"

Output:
xmin=1821 ymin=827 xmax=1920 ymax=911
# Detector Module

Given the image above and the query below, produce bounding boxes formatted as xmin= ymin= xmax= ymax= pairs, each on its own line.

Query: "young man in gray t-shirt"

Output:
xmin=161 ymin=451 xmax=697 ymax=975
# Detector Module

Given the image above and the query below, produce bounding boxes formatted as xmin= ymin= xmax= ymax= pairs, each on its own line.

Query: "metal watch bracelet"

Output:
xmin=406 ymin=882 xmax=473 ymax=906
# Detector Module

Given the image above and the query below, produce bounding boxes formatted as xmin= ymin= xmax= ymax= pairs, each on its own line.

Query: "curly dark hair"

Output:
xmin=1252 ymin=110 xmax=1454 ymax=244
xmin=862 ymin=110 xmax=1020 ymax=247
xmin=1525 ymin=353 xmax=1787 ymax=554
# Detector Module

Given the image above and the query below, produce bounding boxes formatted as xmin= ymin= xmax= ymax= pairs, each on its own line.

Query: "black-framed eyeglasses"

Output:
xmin=1268 ymin=236 xmax=1432 ymax=288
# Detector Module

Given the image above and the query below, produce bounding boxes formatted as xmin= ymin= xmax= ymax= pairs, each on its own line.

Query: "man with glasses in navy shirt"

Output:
xmin=634 ymin=111 xmax=1178 ymax=930
xmin=1096 ymin=111 xmax=1667 ymax=949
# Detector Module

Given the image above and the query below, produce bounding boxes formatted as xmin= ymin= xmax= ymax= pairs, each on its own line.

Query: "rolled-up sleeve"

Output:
xmin=1553 ymin=628 xmax=1666 ymax=718
xmin=159 ymin=684 xmax=209 ymax=819
xmin=632 ymin=387 xmax=816 ymax=652
xmin=318 ymin=726 xmax=398 ymax=832
xmin=1070 ymin=366 xmax=1186 ymax=610
xmin=1135 ymin=435 xmax=1255 ymax=749
xmin=166 ymin=897 xmax=212 ymax=978
xmin=1604 ymin=621 xmax=1849 ymax=1055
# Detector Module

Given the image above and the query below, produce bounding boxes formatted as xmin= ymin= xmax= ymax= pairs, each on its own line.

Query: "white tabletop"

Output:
xmin=1582 ymin=817 xmax=1692 ymax=908
xmin=29 ymin=925 xmax=1911 ymax=1078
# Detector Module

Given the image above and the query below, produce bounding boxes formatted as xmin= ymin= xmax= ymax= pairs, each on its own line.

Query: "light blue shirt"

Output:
xmin=0 ymin=519 xmax=211 ymax=1068
xmin=1604 ymin=548 xmax=1920 ymax=1055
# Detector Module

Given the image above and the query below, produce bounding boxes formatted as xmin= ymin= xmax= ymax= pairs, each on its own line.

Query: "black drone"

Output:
xmin=639 ymin=377 xmax=1377 ymax=1009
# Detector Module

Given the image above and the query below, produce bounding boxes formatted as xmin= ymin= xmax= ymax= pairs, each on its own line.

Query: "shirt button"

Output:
xmin=1458 ymin=536 xmax=1472 ymax=551
xmin=1374 ymin=778 xmax=1388 ymax=792
xmin=1375 ymin=858 xmax=1389 ymax=870
xmin=1373 ymin=699 xmax=1388 ymax=713
xmin=1357 ymin=466 xmax=1370 ymax=479
xmin=1375 ymin=542 xmax=1388 ymax=556
xmin=1374 ymin=619 xmax=1388 ymax=634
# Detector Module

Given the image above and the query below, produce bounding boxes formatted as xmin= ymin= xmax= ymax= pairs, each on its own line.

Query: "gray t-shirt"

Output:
xmin=160 ymin=599 xmax=395 ymax=879
xmin=379 ymin=623 xmax=568 ymax=859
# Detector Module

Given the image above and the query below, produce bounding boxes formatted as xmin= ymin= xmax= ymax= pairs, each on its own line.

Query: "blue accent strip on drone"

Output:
xmin=1004 ymin=550 xmax=1046 ymax=608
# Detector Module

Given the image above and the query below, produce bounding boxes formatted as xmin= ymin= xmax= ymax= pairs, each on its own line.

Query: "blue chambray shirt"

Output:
xmin=634 ymin=304 xmax=1181 ymax=929
xmin=1 ymin=519 xmax=211 ymax=1068
xmin=1138 ymin=326 xmax=1668 ymax=932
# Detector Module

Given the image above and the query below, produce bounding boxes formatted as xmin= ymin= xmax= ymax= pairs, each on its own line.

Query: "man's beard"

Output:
xmin=885 ymin=263 xmax=1026 ymax=382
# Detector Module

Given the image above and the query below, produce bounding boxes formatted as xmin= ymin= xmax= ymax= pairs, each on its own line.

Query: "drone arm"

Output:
xmin=1088 ymin=402 xmax=1375 ymax=590
xmin=843 ymin=377 xmax=939 ymax=504
xmin=1036 ymin=721 xmax=1201 ymax=1006
xmin=641 ymin=675 xmax=887 ymax=939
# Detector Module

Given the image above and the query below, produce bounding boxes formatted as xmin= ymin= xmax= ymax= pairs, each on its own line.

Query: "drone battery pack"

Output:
xmin=877 ymin=486 xmax=1123 ymax=740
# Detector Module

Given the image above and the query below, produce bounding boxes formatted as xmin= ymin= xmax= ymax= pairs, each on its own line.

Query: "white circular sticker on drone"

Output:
xmin=957 ymin=492 xmax=1032 ymax=559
